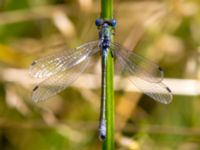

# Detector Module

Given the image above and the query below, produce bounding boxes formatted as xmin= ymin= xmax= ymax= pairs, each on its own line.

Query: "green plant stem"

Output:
xmin=101 ymin=0 xmax=113 ymax=19
xmin=101 ymin=0 xmax=114 ymax=150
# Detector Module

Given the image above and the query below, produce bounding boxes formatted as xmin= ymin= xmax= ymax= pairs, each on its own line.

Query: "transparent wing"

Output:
xmin=29 ymin=41 xmax=99 ymax=79
xmin=32 ymin=58 xmax=90 ymax=102
xmin=113 ymin=43 xmax=172 ymax=104
xmin=128 ymin=77 xmax=172 ymax=104
xmin=111 ymin=42 xmax=163 ymax=83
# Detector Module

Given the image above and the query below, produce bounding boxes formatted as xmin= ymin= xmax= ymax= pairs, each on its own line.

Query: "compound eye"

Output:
xmin=111 ymin=19 xmax=117 ymax=28
xmin=95 ymin=19 xmax=103 ymax=26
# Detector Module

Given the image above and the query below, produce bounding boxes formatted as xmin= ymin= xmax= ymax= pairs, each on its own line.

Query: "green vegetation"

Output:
xmin=101 ymin=0 xmax=115 ymax=150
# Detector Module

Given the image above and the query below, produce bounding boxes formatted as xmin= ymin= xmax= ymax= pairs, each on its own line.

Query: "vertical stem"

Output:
xmin=101 ymin=0 xmax=114 ymax=149
xmin=101 ymin=0 xmax=113 ymax=19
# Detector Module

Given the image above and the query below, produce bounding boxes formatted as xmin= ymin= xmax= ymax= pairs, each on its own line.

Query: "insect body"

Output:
xmin=96 ymin=19 xmax=116 ymax=140
xmin=29 ymin=18 xmax=172 ymax=141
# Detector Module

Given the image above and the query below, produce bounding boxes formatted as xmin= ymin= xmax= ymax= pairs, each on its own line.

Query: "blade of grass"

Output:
xmin=101 ymin=0 xmax=115 ymax=149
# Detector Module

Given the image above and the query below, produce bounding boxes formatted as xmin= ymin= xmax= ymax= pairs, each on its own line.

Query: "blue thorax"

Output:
xmin=95 ymin=19 xmax=117 ymax=50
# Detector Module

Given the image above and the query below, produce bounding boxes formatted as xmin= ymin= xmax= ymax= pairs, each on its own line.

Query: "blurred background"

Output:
xmin=0 ymin=0 xmax=200 ymax=149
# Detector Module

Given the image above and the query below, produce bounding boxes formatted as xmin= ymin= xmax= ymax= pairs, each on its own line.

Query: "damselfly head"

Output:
xmin=96 ymin=18 xmax=117 ymax=28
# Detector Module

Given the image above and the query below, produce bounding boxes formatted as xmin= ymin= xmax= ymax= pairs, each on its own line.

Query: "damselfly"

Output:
xmin=29 ymin=19 xmax=173 ymax=140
